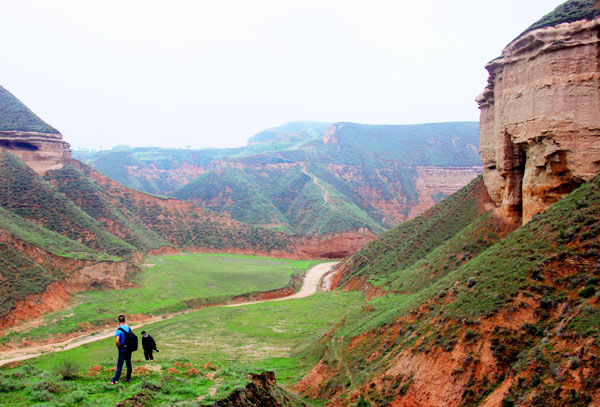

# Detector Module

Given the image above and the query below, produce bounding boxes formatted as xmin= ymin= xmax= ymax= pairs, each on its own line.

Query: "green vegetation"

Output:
xmin=74 ymin=121 xmax=481 ymax=236
xmin=44 ymin=165 xmax=170 ymax=252
xmin=0 ymin=86 xmax=59 ymax=133
xmin=0 ymin=259 xmax=362 ymax=405
xmin=1 ymin=253 xmax=322 ymax=344
xmin=524 ymin=0 xmax=600 ymax=34
xmin=0 ymin=207 xmax=105 ymax=260
xmin=0 ymin=151 xmax=135 ymax=257
xmin=305 ymin=174 xmax=600 ymax=403
xmin=340 ymin=176 xmax=488 ymax=289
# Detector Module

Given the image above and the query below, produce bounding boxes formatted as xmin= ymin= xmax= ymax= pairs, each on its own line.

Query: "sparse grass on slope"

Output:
xmin=0 ymin=86 xmax=59 ymax=134
xmin=306 ymin=175 xmax=600 ymax=405
xmin=339 ymin=176 xmax=490 ymax=289
xmin=523 ymin=0 xmax=600 ymax=34
xmin=0 ymin=151 xmax=135 ymax=258
xmin=0 ymin=207 xmax=104 ymax=260
xmin=44 ymin=164 xmax=170 ymax=252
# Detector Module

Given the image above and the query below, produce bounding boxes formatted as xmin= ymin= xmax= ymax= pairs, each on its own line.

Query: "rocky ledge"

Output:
xmin=0 ymin=130 xmax=71 ymax=174
xmin=477 ymin=16 xmax=600 ymax=223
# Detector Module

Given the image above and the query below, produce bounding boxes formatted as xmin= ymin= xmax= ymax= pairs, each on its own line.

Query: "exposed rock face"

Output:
xmin=0 ymin=231 xmax=140 ymax=330
xmin=294 ymin=228 xmax=377 ymax=259
xmin=0 ymin=131 xmax=71 ymax=174
xmin=477 ymin=17 xmax=600 ymax=223
xmin=211 ymin=371 xmax=308 ymax=407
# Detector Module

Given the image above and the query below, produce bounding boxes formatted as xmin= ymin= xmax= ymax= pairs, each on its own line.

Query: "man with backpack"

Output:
xmin=110 ymin=314 xmax=138 ymax=385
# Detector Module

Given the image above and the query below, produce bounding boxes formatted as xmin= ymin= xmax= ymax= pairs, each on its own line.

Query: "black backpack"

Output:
xmin=118 ymin=327 xmax=138 ymax=352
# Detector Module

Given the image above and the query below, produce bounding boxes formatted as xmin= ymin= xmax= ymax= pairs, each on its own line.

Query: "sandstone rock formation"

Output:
xmin=0 ymin=131 xmax=71 ymax=174
xmin=477 ymin=16 xmax=600 ymax=223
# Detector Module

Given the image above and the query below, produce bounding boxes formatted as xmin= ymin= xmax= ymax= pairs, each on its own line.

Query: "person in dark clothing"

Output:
xmin=141 ymin=330 xmax=158 ymax=360
xmin=110 ymin=314 xmax=133 ymax=384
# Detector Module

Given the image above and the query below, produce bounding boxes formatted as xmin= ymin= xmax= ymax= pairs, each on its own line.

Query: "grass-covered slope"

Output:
xmin=0 ymin=207 xmax=116 ymax=317
xmin=524 ymin=0 xmax=600 ymax=34
xmin=44 ymin=164 xmax=171 ymax=252
xmin=70 ymin=160 xmax=294 ymax=253
xmin=299 ymin=175 xmax=600 ymax=406
xmin=0 ymin=86 xmax=59 ymax=134
xmin=75 ymin=121 xmax=481 ymax=236
xmin=0 ymin=207 xmax=104 ymax=260
xmin=174 ymin=160 xmax=388 ymax=235
xmin=0 ymin=151 xmax=135 ymax=257
xmin=337 ymin=176 xmax=500 ymax=288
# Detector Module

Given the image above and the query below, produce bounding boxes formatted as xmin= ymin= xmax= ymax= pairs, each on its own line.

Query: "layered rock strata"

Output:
xmin=477 ymin=16 xmax=600 ymax=223
xmin=0 ymin=131 xmax=71 ymax=174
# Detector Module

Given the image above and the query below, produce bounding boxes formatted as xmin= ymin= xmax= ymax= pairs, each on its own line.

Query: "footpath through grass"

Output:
xmin=1 ymin=290 xmax=363 ymax=406
xmin=1 ymin=253 xmax=322 ymax=345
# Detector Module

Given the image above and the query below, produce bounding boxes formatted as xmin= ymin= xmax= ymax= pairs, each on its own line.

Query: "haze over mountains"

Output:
xmin=74 ymin=121 xmax=482 ymax=236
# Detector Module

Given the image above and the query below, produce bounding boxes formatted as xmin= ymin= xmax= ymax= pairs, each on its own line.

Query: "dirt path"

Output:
xmin=0 ymin=262 xmax=338 ymax=367
xmin=299 ymin=163 xmax=331 ymax=207
xmin=225 ymin=261 xmax=337 ymax=307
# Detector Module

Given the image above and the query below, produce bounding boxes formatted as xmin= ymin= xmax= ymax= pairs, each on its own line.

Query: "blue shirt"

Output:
xmin=116 ymin=324 xmax=130 ymax=352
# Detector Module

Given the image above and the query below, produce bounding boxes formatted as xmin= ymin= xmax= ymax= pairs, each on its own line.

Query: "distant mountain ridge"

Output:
xmin=75 ymin=121 xmax=482 ymax=236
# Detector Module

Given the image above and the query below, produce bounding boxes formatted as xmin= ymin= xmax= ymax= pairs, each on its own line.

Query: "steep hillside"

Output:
xmin=44 ymin=164 xmax=171 ymax=252
xmin=173 ymin=122 xmax=481 ymax=235
xmin=296 ymin=174 xmax=600 ymax=407
xmin=75 ymin=121 xmax=482 ymax=236
xmin=0 ymin=151 xmax=135 ymax=258
xmin=0 ymin=86 xmax=58 ymax=134
xmin=67 ymin=159 xmax=294 ymax=253
xmin=294 ymin=2 xmax=600 ymax=404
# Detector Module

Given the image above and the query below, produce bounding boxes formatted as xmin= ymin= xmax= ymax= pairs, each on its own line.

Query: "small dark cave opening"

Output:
xmin=0 ymin=139 xmax=40 ymax=151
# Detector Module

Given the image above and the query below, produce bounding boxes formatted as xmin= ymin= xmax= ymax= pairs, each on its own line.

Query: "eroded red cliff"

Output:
xmin=477 ymin=16 xmax=600 ymax=224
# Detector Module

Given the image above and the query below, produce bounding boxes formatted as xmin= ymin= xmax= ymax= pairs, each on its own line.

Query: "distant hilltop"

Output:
xmin=0 ymin=86 xmax=70 ymax=173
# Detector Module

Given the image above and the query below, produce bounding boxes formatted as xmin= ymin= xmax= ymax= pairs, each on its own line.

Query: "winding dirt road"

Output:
xmin=0 ymin=261 xmax=338 ymax=367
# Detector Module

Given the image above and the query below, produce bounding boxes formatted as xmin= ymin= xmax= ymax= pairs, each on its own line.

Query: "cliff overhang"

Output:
xmin=0 ymin=130 xmax=71 ymax=174
xmin=477 ymin=16 xmax=600 ymax=224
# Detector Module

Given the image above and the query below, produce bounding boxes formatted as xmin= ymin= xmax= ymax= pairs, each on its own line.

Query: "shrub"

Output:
xmin=357 ymin=394 xmax=370 ymax=407
xmin=29 ymin=389 xmax=53 ymax=402
xmin=579 ymin=286 xmax=596 ymax=298
xmin=0 ymin=377 xmax=19 ymax=392
xmin=66 ymin=389 xmax=88 ymax=404
xmin=53 ymin=359 xmax=80 ymax=380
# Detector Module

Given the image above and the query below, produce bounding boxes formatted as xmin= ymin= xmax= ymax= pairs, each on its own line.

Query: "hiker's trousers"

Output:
xmin=112 ymin=351 xmax=132 ymax=382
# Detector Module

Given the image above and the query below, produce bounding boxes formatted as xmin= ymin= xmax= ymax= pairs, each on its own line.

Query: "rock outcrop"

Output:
xmin=0 ymin=86 xmax=70 ymax=173
xmin=0 ymin=131 xmax=70 ymax=174
xmin=211 ymin=371 xmax=308 ymax=407
xmin=477 ymin=15 xmax=600 ymax=223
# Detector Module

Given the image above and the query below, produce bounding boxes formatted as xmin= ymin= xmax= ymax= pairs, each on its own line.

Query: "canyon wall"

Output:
xmin=477 ymin=16 xmax=600 ymax=223
xmin=0 ymin=131 xmax=71 ymax=174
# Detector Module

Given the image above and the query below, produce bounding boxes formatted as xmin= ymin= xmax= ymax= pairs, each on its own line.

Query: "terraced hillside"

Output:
xmin=76 ymin=121 xmax=482 ymax=236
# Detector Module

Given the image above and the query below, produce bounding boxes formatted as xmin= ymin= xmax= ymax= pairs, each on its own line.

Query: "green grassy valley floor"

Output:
xmin=0 ymin=254 xmax=321 ymax=345
xmin=0 ymin=253 xmax=362 ymax=406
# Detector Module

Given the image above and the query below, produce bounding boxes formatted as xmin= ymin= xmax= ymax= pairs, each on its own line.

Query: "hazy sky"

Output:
xmin=0 ymin=0 xmax=565 ymax=150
